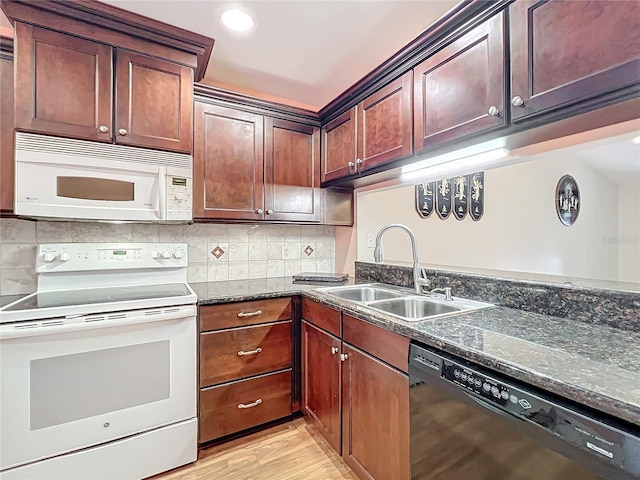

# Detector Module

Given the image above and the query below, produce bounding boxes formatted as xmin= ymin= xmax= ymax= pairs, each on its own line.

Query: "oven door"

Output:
xmin=14 ymin=152 xmax=166 ymax=221
xmin=0 ymin=307 xmax=196 ymax=471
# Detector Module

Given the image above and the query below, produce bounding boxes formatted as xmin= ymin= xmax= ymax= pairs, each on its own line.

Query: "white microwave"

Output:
xmin=14 ymin=133 xmax=192 ymax=222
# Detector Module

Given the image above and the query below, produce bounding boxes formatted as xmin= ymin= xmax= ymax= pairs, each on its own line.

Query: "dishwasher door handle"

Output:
xmin=463 ymin=391 xmax=522 ymax=422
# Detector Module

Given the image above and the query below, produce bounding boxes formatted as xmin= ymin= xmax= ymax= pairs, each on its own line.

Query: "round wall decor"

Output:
xmin=556 ymin=174 xmax=580 ymax=226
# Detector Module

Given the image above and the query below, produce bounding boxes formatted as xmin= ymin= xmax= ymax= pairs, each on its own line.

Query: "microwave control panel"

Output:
xmin=166 ymin=176 xmax=191 ymax=220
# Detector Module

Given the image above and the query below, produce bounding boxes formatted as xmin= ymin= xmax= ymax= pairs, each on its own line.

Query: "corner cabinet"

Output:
xmin=0 ymin=44 xmax=14 ymax=213
xmin=509 ymin=0 xmax=640 ymax=121
xmin=322 ymin=71 xmax=413 ymax=183
xmin=301 ymin=299 xmax=410 ymax=480
xmin=193 ymin=101 xmax=321 ymax=222
xmin=13 ymin=23 xmax=193 ymax=153
xmin=413 ymin=12 xmax=506 ymax=153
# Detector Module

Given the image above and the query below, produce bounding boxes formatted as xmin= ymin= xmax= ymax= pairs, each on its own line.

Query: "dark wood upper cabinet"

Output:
xmin=1 ymin=51 xmax=14 ymax=213
xmin=14 ymin=23 xmax=113 ymax=143
xmin=341 ymin=344 xmax=410 ymax=480
xmin=264 ymin=118 xmax=321 ymax=222
xmin=321 ymin=107 xmax=357 ymax=183
xmin=302 ymin=321 xmax=342 ymax=453
xmin=414 ymin=12 xmax=506 ymax=153
xmin=115 ymin=50 xmax=192 ymax=153
xmin=357 ymin=71 xmax=413 ymax=172
xmin=193 ymin=102 xmax=264 ymax=220
xmin=510 ymin=0 xmax=640 ymax=120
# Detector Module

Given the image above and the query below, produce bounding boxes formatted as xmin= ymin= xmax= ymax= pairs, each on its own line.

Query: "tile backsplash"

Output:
xmin=0 ymin=219 xmax=336 ymax=295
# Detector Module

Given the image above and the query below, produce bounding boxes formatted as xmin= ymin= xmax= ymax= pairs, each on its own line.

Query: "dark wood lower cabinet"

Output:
xmin=302 ymin=320 xmax=342 ymax=452
xmin=342 ymin=343 xmax=410 ymax=480
xmin=199 ymin=369 xmax=292 ymax=442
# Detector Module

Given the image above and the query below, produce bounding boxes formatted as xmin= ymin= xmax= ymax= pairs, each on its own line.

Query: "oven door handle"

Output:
xmin=0 ymin=307 xmax=196 ymax=340
xmin=463 ymin=390 xmax=523 ymax=422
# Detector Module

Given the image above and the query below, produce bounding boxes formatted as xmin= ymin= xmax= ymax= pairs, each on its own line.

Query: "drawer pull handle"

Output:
xmin=238 ymin=398 xmax=263 ymax=409
xmin=237 ymin=309 xmax=263 ymax=318
xmin=238 ymin=347 xmax=262 ymax=356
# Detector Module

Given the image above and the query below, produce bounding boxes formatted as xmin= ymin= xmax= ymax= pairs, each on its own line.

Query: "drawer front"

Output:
xmin=301 ymin=298 xmax=341 ymax=337
xmin=343 ymin=314 xmax=409 ymax=373
xmin=199 ymin=370 xmax=292 ymax=442
xmin=200 ymin=297 xmax=292 ymax=331
xmin=200 ymin=321 xmax=292 ymax=387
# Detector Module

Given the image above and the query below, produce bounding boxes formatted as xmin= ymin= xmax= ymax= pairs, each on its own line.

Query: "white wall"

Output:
xmin=618 ymin=187 xmax=640 ymax=282
xmin=357 ymin=154 xmax=628 ymax=282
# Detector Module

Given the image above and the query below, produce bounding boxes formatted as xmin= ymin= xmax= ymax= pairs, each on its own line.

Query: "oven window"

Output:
xmin=30 ymin=341 xmax=170 ymax=430
xmin=57 ymin=176 xmax=135 ymax=201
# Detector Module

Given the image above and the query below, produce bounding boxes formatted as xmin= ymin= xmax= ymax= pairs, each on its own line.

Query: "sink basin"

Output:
xmin=367 ymin=297 xmax=462 ymax=321
xmin=319 ymin=285 xmax=403 ymax=302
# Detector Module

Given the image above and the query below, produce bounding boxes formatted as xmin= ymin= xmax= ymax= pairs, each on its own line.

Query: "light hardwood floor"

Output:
xmin=153 ymin=418 xmax=357 ymax=480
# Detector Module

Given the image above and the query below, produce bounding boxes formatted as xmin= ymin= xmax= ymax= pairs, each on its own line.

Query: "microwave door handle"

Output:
xmin=156 ymin=167 xmax=167 ymax=219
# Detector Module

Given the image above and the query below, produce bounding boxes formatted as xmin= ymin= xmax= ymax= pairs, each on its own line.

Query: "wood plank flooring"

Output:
xmin=152 ymin=418 xmax=357 ymax=480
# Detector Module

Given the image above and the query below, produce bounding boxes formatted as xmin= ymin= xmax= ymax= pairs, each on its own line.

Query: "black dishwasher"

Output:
xmin=409 ymin=342 xmax=640 ymax=480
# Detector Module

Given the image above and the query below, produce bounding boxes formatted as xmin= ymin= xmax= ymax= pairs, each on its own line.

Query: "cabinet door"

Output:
xmin=193 ymin=102 xmax=264 ymax=220
xmin=510 ymin=0 xmax=640 ymax=121
xmin=414 ymin=13 xmax=505 ymax=153
xmin=264 ymin=118 xmax=321 ymax=222
xmin=1 ymin=54 xmax=13 ymax=213
xmin=14 ymin=23 xmax=113 ymax=142
xmin=357 ymin=71 xmax=413 ymax=172
xmin=115 ymin=50 xmax=193 ymax=153
xmin=321 ymin=107 xmax=357 ymax=183
xmin=342 ymin=344 xmax=409 ymax=480
xmin=302 ymin=321 xmax=342 ymax=453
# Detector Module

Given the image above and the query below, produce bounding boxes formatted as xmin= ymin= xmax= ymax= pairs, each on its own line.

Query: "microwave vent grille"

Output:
xmin=15 ymin=132 xmax=192 ymax=169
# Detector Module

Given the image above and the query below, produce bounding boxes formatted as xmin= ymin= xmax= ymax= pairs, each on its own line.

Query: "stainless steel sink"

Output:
xmin=368 ymin=297 xmax=462 ymax=320
xmin=318 ymin=283 xmax=493 ymax=322
xmin=318 ymin=285 xmax=403 ymax=302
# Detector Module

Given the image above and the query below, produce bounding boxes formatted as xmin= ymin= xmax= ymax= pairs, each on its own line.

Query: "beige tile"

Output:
xmin=101 ymin=224 xmax=133 ymax=243
xmin=188 ymin=243 xmax=209 ymax=264
xmin=266 ymin=225 xmax=287 ymax=242
xmin=249 ymin=243 xmax=268 ymax=261
xmin=131 ymin=224 xmax=159 ymax=242
xmin=228 ymin=225 xmax=250 ymax=243
xmin=184 ymin=224 xmax=210 ymax=242
xmin=205 ymin=224 xmax=229 ymax=243
xmin=300 ymin=259 xmax=316 ymax=273
xmin=316 ymin=259 xmax=333 ymax=273
xmin=300 ymin=226 xmax=320 ymax=244
xmin=266 ymin=260 xmax=284 ymax=277
xmin=228 ymin=243 xmax=249 ymax=262
xmin=0 ymin=268 xmax=37 ymax=295
xmin=36 ymin=221 xmax=73 ymax=243
xmin=188 ymin=264 xmax=208 ymax=283
xmin=208 ymin=262 xmax=229 ymax=282
xmin=1 ymin=244 xmax=37 ymax=269
xmin=70 ymin=223 xmax=103 ymax=242
xmin=267 ymin=243 xmax=282 ymax=260
xmin=247 ymin=225 xmax=268 ymax=242
xmin=0 ymin=218 xmax=37 ymax=243
xmin=158 ymin=225 xmax=185 ymax=242
xmin=316 ymin=241 xmax=335 ymax=258
xmin=283 ymin=225 xmax=301 ymax=242
xmin=301 ymin=242 xmax=317 ymax=258
xmin=248 ymin=261 xmax=267 ymax=279
xmin=228 ymin=261 xmax=249 ymax=280
xmin=208 ymin=242 xmax=229 ymax=262
xmin=282 ymin=243 xmax=301 ymax=260
xmin=284 ymin=259 xmax=301 ymax=277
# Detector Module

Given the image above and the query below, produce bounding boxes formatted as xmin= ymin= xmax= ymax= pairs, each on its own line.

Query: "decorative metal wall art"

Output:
xmin=415 ymin=181 xmax=435 ymax=218
xmin=436 ymin=178 xmax=452 ymax=219
xmin=469 ymin=172 xmax=484 ymax=221
xmin=556 ymin=174 xmax=580 ymax=226
xmin=453 ymin=175 xmax=468 ymax=220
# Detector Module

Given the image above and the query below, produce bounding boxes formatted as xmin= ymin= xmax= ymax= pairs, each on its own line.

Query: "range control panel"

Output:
xmin=36 ymin=243 xmax=188 ymax=272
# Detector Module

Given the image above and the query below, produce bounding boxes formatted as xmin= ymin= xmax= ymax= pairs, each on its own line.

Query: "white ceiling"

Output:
xmin=100 ymin=0 xmax=458 ymax=110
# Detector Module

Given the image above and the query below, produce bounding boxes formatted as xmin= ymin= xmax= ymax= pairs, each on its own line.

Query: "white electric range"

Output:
xmin=0 ymin=243 xmax=198 ymax=480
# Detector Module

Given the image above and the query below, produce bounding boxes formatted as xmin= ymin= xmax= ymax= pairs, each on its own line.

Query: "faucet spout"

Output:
xmin=373 ymin=224 xmax=430 ymax=293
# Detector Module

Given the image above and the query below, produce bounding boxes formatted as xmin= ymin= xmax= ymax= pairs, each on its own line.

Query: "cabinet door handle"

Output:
xmin=340 ymin=353 xmax=349 ymax=362
xmin=331 ymin=346 xmax=339 ymax=355
xmin=511 ymin=96 xmax=525 ymax=107
xmin=347 ymin=161 xmax=355 ymax=170
xmin=118 ymin=128 xmax=128 ymax=136
xmin=238 ymin=347 xmax=262 ymax=356
xmin=99 ymin=125 xmax=109 ymax=133
xmin=356 ymin=158 xmax=363 ymax=171
xmin=266 ymin=209 xmax=273 ymax=215
xmin=237 ymin=309 xmax=263 ymax=318
xmin=256 ymin=208 xmax=264 ymax=214
xmin=488 ymin=106 xmax=500 ymax=116
xmin=238 ymin=398 xmax=263 ymax=409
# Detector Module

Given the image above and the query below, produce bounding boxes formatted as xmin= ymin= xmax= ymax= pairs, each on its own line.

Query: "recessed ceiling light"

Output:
xmin=632 ymin=135 xmax=640 ymax=145
xmin=220 ymin=8 xmax=255 ymax=33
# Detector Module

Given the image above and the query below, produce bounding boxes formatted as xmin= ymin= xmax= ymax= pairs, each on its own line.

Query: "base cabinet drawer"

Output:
xmin=199 ymin=370 xmax=292 ymax=442
xmin=200 ymin=321 xmax=292 ymax=386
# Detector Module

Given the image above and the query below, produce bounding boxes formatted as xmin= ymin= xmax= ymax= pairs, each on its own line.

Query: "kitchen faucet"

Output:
xmin=373 ymin=224 xmax=430 ymax=294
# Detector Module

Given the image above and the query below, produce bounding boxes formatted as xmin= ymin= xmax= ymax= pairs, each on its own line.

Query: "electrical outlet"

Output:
xmin=367 ymin=233 xmax=375 ymax=248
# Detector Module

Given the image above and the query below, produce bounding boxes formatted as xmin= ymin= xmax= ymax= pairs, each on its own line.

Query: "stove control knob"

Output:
xmin=151 ymin=251 xmax=161 ymax=259
xmin=173 ymin=250 xmax=185 ymax=259
xmin=59 ymin=252 xmax=71 ymax=262
xmin=161 ymin=251 xmax=172 ymax=259
xmin=43 ymin=252 xmax=59 ymax=263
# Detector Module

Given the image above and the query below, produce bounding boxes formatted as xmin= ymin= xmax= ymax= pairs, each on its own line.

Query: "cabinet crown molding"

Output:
xmin=0 ymin=0 xmax=214 ymax=80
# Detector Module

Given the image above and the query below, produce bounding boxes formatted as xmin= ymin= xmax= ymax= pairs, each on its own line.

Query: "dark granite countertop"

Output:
xmin=190 ymin=278 xmax=640 ymax=427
